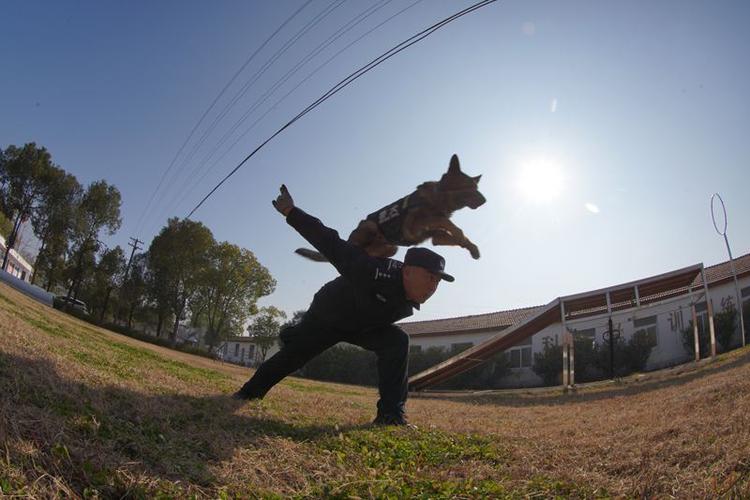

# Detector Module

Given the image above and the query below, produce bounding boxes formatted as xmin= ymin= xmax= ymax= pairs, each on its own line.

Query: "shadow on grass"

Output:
xmin=412 ymin=348 xmax=750 ymax=408
xmin=0 ymin=351 xmax=373 ymax=496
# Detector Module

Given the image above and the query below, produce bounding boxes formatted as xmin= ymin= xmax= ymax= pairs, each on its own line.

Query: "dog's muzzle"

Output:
xmin=468 ymin=192 xmax=486 ymax=209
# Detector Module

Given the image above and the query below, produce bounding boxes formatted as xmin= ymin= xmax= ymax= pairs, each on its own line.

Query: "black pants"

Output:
xmin=238 ymin=314 xmax=409 ymax=416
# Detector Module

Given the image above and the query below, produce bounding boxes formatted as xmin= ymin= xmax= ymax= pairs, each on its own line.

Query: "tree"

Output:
xmin=0 ymin=212 xmax=11 ymax=238
xmin=30 ymin=166 xmax=81 ymax=286
xmin=148 ymin=218 xmax=215 ymax=346
xmin=89 ymin=246 xmax=126 ymax=322
xmin=66 ymin=180 xmax=122 ymax=301
xmin=118 ymin=252 xmax=148 ymax=329
xmin=247 ymin=306 xmax=287 ymax=363
xmin=0 ymin=143 xmax=53 ymax=272
xmin=280 ymin=309 xmax=307 ymax=331
xmin=196 ymin=241 xmax=275 ymax=352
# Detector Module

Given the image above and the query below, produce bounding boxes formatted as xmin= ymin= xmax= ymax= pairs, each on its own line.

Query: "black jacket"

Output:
xmin=287 ymin=207 xmax=419 ymax=332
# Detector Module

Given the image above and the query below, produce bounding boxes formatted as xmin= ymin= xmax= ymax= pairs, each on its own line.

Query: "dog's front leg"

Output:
xmin=424 ymin=218 xmax=480 ymax=259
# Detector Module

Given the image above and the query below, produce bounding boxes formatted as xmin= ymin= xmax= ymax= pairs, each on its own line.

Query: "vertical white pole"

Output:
xmin=701 ymin=267 xmax=716 ymax=358
xmin=560 ymin=301 xmax=568 ymax=388
xmin=569 ymin=331 xmax=575 ymax=387
xmin=692 ymin=303 xmax=700 ymax=362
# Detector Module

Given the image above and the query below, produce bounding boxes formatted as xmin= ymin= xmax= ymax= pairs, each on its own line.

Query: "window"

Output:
xmin=633 ymin=315 xmax=658 ymax=346
xmin=409 ymin=345 xmax=422 ymax=353
xmin=573 ymin=327 xmax=595 ymax=347
xmin=742 ymin=286 xmax=750 ymax=299
xmin=240 ymin=347 xmax=245 ymax=361
xmin=234 ymin=343 xmax=239 ymax=356
xmin=509 ymin=346 xmax=532 ymax=368
xmin=247 ymin=344 xmax=255 ymax=357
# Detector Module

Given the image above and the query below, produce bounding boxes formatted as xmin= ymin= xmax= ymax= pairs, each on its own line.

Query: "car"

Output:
xmin=53 ymin=296 xmax=89 ymax=315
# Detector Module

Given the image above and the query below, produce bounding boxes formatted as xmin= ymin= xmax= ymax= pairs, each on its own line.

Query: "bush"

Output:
xmin=298 ymin=344 xmax=378 ymax=386
xmin=296 ymin=343 xmax=512 ymax=390
xmin=714 ymin=301 xmax=738 ymax=351
xmin=593 ymin=334 xmax=629 ymax=378
xmin=681 ymin=319 xmax=710 ymax=359
xmin=624 ymin=329 xmax=657 ymax=372
xmin=534 ymin=328 xmax=657 ymax=387
xmin=53 ymin=301 xmax=216 ymax=360
xmin=533 ymin=343 xmax=562 ymax=386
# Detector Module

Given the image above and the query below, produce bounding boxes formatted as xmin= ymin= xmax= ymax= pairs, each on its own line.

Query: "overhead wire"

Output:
xmin=135 ymin=0 xmax=315 ymax=236
xmin=159 ymin=0 xmax=398 ymax=223
xmin=145 ymin=0 xmax=348 ymax=232
xmin=169 ymin=0 xmax=426 ymax=219
xmin=187 ymin=0 xmax=499 ymax=219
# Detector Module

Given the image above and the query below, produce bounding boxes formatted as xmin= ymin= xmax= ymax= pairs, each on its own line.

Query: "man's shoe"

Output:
xmin=231 ymin=390 xmax=261 ymax=401
xmin=372 ymin=413 xmax=409 ymax=426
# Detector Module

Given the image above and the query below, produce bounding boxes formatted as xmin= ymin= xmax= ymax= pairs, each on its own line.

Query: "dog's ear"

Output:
xmin=473 ymin=175 xmax=481 ymax=184
xmin=448 ymin=154 xmax=461 ymax=174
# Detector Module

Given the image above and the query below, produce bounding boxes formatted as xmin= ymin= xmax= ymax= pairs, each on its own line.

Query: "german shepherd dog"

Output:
xmin=296 ymin=154 xmax=486 ymax=262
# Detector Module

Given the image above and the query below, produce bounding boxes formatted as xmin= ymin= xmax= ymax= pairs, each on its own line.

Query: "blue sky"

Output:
xmin=2 ymin=1 xmax=749 ymax=321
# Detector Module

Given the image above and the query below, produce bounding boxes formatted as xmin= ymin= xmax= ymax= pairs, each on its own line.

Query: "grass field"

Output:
xmin=1 ymin=282 xmax=749 ymax=498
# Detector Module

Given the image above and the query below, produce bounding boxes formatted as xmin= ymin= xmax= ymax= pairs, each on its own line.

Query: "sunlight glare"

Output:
xmin=516 ymin=156 xmax=565 ymax=203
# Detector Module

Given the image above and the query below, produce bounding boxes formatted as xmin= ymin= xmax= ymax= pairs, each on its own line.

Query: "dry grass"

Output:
xmin=1 ymin=281 xmax=749 ymax=498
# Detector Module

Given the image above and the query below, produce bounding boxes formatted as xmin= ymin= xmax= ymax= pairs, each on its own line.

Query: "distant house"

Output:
xmin=404 ymin=252 xmax=750 ymax=390
xmin=0 ymin=234 xmax=34 ymax=283
xmin=218 ymin=336 xmax=281 ymax=367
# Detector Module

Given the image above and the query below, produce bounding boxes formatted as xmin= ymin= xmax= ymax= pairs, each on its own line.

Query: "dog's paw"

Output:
xmin=468 ymin=245 xmax=480 ymax=259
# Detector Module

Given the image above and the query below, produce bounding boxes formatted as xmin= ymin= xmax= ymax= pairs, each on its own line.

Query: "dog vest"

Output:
xmin=366 ymin=194 xmax=421 ymax=246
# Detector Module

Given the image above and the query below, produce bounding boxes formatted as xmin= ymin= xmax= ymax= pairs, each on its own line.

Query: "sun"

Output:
xmin=515 ymin=156 xmax=565 ymax=203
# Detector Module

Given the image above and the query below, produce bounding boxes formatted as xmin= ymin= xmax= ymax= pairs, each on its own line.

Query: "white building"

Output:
xmin=405 ymin=252 xmax=750 ymax=390
xmin=0 ymin=234 xmax=34 ymax=282
xmin=218 ymin=336 xmax=281 ymax=367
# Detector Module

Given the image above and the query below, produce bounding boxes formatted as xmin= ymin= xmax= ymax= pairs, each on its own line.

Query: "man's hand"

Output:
xmin=272 ymin=184 xmax=294 ymax=217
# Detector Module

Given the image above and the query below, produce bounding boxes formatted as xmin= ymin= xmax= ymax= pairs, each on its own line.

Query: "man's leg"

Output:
xmin=235 ymin=317 xmax=338 ymax=399
xmin=346 ymin=325 xmax=409 ymax=420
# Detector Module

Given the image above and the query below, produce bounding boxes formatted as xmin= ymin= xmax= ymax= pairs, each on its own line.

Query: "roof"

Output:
xmin=399 ymin=305 xmax=545 ymax=337
xmin=696 ymin=251 xmax=750 ymax=286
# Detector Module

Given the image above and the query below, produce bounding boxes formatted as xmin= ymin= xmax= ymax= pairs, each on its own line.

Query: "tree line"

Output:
xmin=1 ymin=142 xmax=277 ymax=351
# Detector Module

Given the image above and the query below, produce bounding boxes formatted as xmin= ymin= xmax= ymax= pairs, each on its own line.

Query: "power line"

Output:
xmin=145 ymin=0 xmax=347 ymax=233
xmin=187 ymin=0 xmax=498 ymax=219
xmin=164 ymin=0 xmax=412 ymax=222
xmin=135 ymin=0 xmax=315 ymax=235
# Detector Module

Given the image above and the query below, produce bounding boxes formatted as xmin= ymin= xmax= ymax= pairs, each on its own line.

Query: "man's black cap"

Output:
xmin=404 ymin=247 xmax=454 ymax=282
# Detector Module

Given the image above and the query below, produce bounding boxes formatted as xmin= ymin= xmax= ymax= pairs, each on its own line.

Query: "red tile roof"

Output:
xmin=695 ymin=251 xmax=750 ymax=286
xmin=400 ymin=305 xmax=545 ymax=337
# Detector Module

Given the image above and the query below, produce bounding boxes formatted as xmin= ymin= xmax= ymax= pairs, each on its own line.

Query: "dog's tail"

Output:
xmin=295 ymin=248 xmax=329 ymax=262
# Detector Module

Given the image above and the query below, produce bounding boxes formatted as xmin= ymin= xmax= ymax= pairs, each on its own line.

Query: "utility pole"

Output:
xmin=123 ymin=237 xmax=143 ymax=283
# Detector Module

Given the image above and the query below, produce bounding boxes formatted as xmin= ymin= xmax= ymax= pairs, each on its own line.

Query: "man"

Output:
xmin=233 ymin=185 xmax=454 ymax=426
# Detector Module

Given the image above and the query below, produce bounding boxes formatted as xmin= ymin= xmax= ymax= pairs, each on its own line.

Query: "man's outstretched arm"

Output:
xmin=272 ymin=185 xmax=373 ymax=281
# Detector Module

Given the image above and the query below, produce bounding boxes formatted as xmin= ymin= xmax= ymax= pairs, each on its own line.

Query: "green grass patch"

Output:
xmin=311 ymin=475 xmax=606 ymax=499
xmin=322 ymin=427 xmax=507 ymax=471
xmin=282 ymin=379 xmax=366 ymax=397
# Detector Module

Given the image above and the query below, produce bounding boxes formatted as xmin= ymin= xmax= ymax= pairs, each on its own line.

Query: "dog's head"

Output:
xmin=438 ymin=154 xmax=486 ymax=210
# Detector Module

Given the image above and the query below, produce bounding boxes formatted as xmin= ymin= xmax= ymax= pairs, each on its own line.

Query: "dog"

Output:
xmin=296 ymin=154 xmax=486 ymax=262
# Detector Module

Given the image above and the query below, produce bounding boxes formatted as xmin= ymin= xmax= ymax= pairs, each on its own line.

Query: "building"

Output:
xmin=0 ymin=234 xmax=34 ymax=282
xmin=218 ymin=336 xmax=281 ymax=367
xmin=404 ymin=252 xmax=750 ymax=390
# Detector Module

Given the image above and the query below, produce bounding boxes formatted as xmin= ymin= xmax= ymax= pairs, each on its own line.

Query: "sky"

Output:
xmin=2 ymin=0 xmax=749 ymax=322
